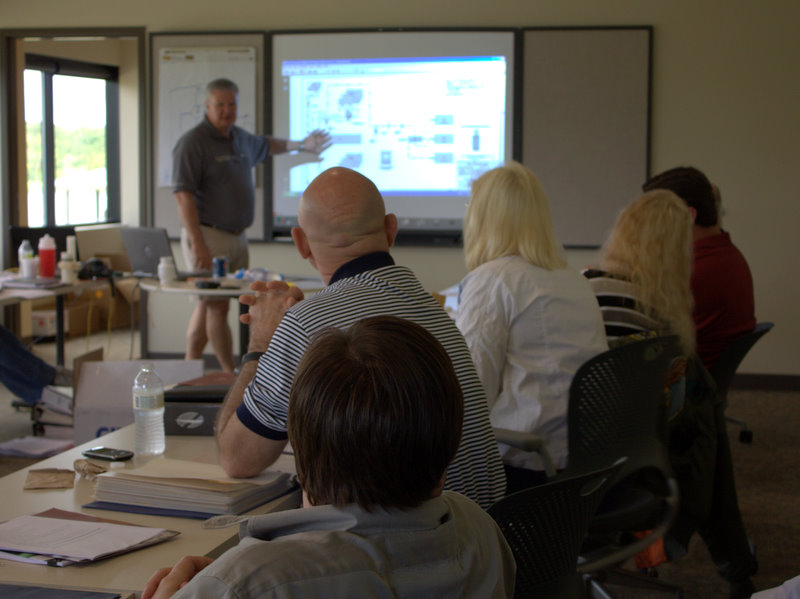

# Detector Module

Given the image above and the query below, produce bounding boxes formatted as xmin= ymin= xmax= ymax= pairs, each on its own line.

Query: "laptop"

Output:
xmin=120 ymin=227 xmax=210 ymax=279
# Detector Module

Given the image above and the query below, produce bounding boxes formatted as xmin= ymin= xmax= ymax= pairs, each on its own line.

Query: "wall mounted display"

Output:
xmin=270 ymin=29 xmax=517 ymax=245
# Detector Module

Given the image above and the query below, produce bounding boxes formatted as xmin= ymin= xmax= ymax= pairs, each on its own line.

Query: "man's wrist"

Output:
xmin=298 ymin=141 xmax=306 ymax=152
xmin=241 ymin=351 xmax=264 ymax=366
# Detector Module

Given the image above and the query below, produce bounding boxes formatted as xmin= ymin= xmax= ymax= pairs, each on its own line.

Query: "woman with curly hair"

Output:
xmin=584 ymin=190 xmax=758 ymax=599
xmin=584 ymin=188 xmax=696 ymax=355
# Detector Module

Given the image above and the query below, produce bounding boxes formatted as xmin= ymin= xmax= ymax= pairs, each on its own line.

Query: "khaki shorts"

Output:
xmin=180 ymin=225 xmax=249 ymax=273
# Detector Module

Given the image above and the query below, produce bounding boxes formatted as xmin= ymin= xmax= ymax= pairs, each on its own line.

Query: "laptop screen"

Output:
xmin=120 ymin=227 xmax=175 ymax=277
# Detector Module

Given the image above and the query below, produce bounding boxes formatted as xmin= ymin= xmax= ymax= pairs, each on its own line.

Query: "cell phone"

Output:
xmin=81 ymin=446 xmax=135 ymax=461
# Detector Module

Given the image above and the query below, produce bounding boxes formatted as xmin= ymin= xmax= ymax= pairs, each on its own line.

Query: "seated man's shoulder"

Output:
xmin=185 ymin=495 xmax=513 ymax=598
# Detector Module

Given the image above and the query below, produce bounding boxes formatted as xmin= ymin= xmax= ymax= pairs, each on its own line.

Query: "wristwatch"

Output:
xmin=241 ymin=351 xmax=264 ymax=366
xmin=298 ymin=142 xmax=306 ymax=152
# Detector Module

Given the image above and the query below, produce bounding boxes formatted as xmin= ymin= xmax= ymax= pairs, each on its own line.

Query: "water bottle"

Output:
xmin=18 ymin=239 xmax=33 ymax=265
xmin=38 ymin=233 xmax=57 ymax=278
xmin=132 ymin=363 xmax=165 ymax=455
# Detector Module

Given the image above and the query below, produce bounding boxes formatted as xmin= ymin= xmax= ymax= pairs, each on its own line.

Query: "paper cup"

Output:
xmin=20 ymin=256 xmax=39 ymax=278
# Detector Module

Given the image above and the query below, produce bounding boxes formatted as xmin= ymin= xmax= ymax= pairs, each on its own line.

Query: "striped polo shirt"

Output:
xmin=239 ymin=252 xmax=506 ymax=509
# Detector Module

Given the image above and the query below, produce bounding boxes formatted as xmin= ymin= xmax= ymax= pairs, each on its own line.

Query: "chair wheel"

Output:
xmin=739 ymin=429 xmax=753 ymax=444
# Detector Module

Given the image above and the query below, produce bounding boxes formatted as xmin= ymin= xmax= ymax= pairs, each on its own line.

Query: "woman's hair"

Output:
xmin=600 ymin=189 xmax=696 ymax=353
xmin=288 ymin=316 xmax=464 ymax=511
xmin=463 ymin=161 xmax=567 ymax=272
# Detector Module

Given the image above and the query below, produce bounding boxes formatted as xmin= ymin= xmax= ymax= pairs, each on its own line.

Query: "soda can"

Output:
xmin=212 ymin=255 xmax=227 ymax=278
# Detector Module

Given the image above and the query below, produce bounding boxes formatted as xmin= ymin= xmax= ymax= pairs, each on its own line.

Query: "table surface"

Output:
xmin=0 ymin=277 xmax=107 ymax=308
xmin=138 ymin=275 xmax=324 ymax=297
xmin=0 ymin=426 xmax=300 ymax=596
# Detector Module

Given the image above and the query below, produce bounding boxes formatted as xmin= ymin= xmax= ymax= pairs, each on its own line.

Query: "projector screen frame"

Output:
xmin=267 ymin=27 xmax=522 ymax=246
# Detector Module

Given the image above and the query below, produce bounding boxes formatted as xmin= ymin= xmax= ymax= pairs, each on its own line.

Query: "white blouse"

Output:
xmin=456 ymin=255 xmax=608 ymax=471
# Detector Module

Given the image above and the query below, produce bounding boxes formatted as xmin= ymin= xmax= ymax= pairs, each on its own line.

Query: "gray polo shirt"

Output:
xmin=172 ymin=117 xmax=270 ymax=234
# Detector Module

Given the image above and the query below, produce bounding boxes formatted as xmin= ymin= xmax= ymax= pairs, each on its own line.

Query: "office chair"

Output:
xmin=493 ymin=427 xmax=558 ymax=479
xmin=563 ymin=335 xmax=684 ymax=599
xmin=710 ymin=322 xmax=774 ymax=443
xmin=488 ymin=459 xmax=625 ymax=599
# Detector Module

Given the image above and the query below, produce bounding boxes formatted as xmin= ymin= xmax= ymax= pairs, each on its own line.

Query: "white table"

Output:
xmin=0 ymin=277 xmax=110 ymax=365
xmin=138 ymin=276 xmax=324 ymax=360
xmin=0 ymin=426 xmax=300 ymax=596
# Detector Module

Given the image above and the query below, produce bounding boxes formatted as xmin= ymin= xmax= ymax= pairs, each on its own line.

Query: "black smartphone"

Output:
xmin=81 ymin=446 xmax=135 ymax=461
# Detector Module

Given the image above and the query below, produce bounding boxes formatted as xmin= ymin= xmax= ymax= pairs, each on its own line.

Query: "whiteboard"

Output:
xmin=150 ymin=33 xmax=266 ymax=239
xmin=156 ymin=46 xmax=257 ymax=187
xmin=521 ymin=27 xmax=651 ymax=247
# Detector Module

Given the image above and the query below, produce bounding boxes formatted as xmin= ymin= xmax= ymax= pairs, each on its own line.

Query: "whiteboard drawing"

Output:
xmin=156 ymin=46 xmax=258 ymax=188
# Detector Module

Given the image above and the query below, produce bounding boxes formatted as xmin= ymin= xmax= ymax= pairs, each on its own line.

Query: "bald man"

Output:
xmin=215 ymin=167 xmax=506 ymax=509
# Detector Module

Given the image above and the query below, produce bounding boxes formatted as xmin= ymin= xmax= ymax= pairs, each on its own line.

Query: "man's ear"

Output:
xmin=384 ymin=213 xmax=398 ymax=247
xmin=688 ymin=206 xmax=698 ymax=223
xmin=291 ymin=227 xmax=311 ymax=259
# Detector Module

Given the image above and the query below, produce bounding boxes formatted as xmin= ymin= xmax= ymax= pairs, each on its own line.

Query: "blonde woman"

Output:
xmin=584 ymin=190 xmax=758 ymax=599
xmin=456 ymin=161 xmax=607 ymax=493
xmin=583 ymin=189 xmax=696 ymax=355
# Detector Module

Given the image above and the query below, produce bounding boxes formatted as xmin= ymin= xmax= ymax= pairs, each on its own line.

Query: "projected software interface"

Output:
xmin=282 ymin=55 xmax=508 ymax=202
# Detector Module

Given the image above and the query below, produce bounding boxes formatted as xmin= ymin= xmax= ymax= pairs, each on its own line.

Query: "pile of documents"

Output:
xmin=88 ymin=457 xmax=295 ymax=518
xmin=0 ymin=508 xmax=178 ymax=567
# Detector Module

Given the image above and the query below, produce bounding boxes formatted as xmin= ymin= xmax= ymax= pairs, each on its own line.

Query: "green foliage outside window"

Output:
xmin=26 ymin=123 xmax=106 ymax=184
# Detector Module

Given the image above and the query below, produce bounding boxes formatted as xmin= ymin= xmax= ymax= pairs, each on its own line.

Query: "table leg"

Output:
xmin=55 ymin=295 xmax=65 ymax=366
xmin=238 ymin=301 xmax=249 ymax=359
xmin=140 ymin=286 xmax=150 ymax=358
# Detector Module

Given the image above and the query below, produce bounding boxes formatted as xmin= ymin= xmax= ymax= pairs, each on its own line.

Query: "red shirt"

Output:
xmin=691 ymin=232 xmax=756 ymax=370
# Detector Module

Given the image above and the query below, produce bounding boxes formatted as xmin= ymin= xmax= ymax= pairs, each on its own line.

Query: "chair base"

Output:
xmin=585 ymin=566 xmax=683 ymax=599
xmin=725 ymin=414 xmax=754 ymax=443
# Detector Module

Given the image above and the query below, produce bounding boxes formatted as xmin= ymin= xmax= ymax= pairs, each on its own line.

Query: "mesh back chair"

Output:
xmin=562 ymin=335 xmax=684 ymax=599
xmin=710 ymin=322 xmax=774 ymax=443
xmin=488 ymin=459 xmax=624 ymax=599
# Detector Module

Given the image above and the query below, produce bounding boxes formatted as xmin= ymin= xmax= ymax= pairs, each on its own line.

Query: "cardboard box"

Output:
xmin=31 ymin=309 xmax=62 ymax=337
xmin=31 ymin=279 xmax=139 ymax=336
xmin=73 ymin=359 xmax=203 ymax=444
xmin=89 ymin=278 xmax=140 ymax=331
xmin=33 ymin=349 xmax=103 ymax=439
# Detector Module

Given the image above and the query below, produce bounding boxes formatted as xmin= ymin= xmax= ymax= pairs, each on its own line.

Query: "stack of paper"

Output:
xmin=88 ymin=458 xmax=295 ymax=518
xmin=0 ymin=508 xmax=178 ymax=567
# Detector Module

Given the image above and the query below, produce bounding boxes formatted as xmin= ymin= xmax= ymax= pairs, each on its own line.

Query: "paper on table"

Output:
xmin=24 ymin=468 xmax=75 ymax=490
xmin=90 ymin=457 xmax=296 ymax=517
xmin=0 ymin=515 xmax=175 ymax=562
xmin=105 ymin=457 xmax=275 ymax=482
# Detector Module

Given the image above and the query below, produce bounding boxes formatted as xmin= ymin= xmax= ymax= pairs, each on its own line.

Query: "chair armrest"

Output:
xmin=493 ymin=427 xmax=557 ymax=479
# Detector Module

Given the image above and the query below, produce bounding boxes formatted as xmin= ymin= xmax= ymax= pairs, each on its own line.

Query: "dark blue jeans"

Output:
xmin=0 ymin=325 xmax=54 ymax=403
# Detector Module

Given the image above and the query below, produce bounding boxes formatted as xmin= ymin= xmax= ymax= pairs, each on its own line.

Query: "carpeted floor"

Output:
xmin=603 ymin=387 xmax=800 ymax=598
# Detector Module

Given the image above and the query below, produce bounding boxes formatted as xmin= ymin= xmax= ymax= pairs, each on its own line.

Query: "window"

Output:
xmin=23 ymin=54 xmax=120 ymax=227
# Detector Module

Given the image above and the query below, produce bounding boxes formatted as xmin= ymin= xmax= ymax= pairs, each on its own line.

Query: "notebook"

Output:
xmin=2 ymin=276 xmax=65 ymax=289
xmin=120 ymin=227 xmax=210 ymax=279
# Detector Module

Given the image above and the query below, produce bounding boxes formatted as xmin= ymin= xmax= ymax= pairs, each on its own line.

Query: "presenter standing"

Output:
xmin=172 ymin=78 xmax=331 ymax=372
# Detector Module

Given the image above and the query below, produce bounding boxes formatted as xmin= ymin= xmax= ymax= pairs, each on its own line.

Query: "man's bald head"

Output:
xmin=298 ymin=168 xmax=390 ymax=249
xmin=292 ymin=168 xmax=398 ymax=281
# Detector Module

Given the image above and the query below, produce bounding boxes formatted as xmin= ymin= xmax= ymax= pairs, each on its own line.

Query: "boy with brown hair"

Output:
xmin=143 ymin=316 xmax=515 ymax=599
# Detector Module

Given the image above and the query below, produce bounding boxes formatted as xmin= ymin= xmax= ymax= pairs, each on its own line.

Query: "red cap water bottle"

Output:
xmin=38 ymin=233 xmax=57 ymax=278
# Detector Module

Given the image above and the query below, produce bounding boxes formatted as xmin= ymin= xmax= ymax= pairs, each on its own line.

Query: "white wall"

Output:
xmin=2 ymin=0 xmax=798 ymax=374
